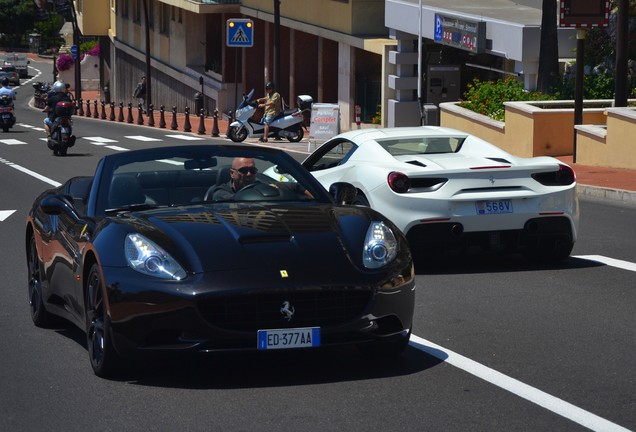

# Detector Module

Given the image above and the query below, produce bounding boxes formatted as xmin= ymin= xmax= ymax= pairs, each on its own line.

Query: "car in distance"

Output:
xmin=0 ymin=64 xmax=20 ymax=86
xmin=26 ymin=145 xmax=415 ymax=378
xmin=302 ymin=127 xmax=579 ymax=263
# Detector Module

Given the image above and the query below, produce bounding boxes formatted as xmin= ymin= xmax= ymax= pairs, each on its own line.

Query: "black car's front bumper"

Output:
xmin=104 ymin=265 xmax=415 ymax=358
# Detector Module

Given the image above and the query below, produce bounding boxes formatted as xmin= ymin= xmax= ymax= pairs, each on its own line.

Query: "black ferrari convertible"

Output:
xmin=25 ymin=145 xmax=415 ymax=378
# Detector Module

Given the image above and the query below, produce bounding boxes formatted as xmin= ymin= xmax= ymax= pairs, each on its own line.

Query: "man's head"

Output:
xmin=52 ymin=81 xmax=66 ymax=93
xmin=230 ymin=157 xmax=258 ymax=191
xmin=265 ymin=81 xmax=275 ymax=94
xmin=1 ymin=78 xmax=9 ymax=87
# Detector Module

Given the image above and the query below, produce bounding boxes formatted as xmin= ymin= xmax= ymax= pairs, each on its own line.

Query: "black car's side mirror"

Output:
xmin=329 ymin=182 xmax=357 ymax=205
xmin=40 ymin=195 xmax=83 ymax=222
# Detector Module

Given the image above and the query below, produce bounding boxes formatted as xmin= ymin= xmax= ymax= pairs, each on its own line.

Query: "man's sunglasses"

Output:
xmin=233 ymin=166 xmax=258 ymax=175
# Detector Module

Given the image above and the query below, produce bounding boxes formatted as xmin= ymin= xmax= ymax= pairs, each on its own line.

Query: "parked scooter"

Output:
xmin=228 ymin=89 xmax=313 ymax=143
xmin=0 ymin=94 xmax=16 ymax=132
xmin=32 ymin=81 xmax=51 ymax=109
xmin=48 ymin=101 xmax=76 ymax=156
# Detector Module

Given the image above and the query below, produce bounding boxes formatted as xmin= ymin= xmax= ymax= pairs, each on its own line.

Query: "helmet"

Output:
xmin=52 ymin=81 xmax=66 ymax=93
xmin=1 ymin=78 xmax=8 ymax=86
xmin=265 ymin=81 xmax=275 ymax=90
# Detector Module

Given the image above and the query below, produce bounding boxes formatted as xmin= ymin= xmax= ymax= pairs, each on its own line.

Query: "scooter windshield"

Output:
xmin=237 ymin=89 xmax=255 ymax=109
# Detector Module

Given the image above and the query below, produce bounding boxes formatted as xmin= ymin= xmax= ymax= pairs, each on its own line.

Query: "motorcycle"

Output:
xmin=228 ymin=89 xmax=313 ymax=143
xmin=0 ymin=94 xmax=16 ymax=133
xmin=48 ymin=101 xmax=76 ymax=156
xmin=32 ymin=82 xmax=51 ymax=109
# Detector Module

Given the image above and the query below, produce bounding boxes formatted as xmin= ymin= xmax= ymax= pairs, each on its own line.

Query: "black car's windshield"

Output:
xmin=98 ymin=146 xmax=328 ymax=213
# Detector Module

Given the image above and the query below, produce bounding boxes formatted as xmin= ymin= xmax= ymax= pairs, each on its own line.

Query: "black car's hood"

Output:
xmin=114 ymin=203 xmax=374 ymax=274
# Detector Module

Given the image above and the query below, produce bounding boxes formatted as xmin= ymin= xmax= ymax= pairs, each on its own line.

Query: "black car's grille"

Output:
xmin=198 ymin=288 xmax=373 ymax=331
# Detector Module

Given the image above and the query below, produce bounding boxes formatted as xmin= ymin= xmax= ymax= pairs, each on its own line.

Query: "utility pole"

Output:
xmin=142 ymin=0 xmax=152 ymax=108
xmin=273 ymin=0 xmax=281 ymax=86
xmin=614 ymin=0 xmax=629 ymax=107
xmin=68 ymin=1 xmax=82 ymax=103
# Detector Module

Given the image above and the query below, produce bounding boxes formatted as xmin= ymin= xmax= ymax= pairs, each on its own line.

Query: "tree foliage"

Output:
xmin=461 ymin=77 xmax=554 ymax=121
xmin=0 ymin=0 xmax=38 ymax=47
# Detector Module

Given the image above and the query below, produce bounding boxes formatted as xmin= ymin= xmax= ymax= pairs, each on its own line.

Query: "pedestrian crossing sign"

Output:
xmin=227 ymin=19 xmax=254 ymax=47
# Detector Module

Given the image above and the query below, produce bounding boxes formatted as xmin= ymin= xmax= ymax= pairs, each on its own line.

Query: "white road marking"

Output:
xmin=82 ymin=137 xmax=118 ymax=143
xmin=164 ymin=134 xmax=206 ymax=140
xmin=125 ymin=135 xmax=162 ymax=141
xmin=0 ymin=210 xmax=16 ymax=221
xmin=16 ymin=123 xmax=39 ymax=129
xmin=105 ymin=145 xmax=129 ymax=151
xmin=409 ymin=335 xmax=631 ymax=432
xmin=574 ymin=255 xmax=636 ymax=272
xmin=158 ymin=159 xmax=184 ymax=166
xmin=0 ymin=139 xmax=27 ymax=145
xmin=0 ymin=157 xmax=61 ymax=187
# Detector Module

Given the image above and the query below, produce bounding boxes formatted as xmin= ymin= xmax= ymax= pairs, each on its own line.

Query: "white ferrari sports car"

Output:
xmin=302 ymin=127 xmax=579 ymax=263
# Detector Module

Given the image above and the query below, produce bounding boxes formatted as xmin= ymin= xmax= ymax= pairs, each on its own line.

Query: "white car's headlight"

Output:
xmin=125 ymin=233 xmax=186 ymax=280
xmin=363 ymin=221 xmax=398 ymax=269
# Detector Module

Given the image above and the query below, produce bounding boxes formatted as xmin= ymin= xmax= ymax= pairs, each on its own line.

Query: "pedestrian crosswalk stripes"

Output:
xmin=1 ymin=124 xmax=209 ymax=151
xmin=0 ymin=139 xmax=27 ymax=145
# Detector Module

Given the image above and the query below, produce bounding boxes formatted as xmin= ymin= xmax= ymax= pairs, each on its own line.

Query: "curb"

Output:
xmin=577 ymin=184 xmax=636 ymax=206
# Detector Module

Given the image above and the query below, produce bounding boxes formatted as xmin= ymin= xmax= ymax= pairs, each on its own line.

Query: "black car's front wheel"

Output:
xmin=27 ymin=235 xmax=53 ymax=327
xmin=85 ymin=263 xmax=123 ymax=378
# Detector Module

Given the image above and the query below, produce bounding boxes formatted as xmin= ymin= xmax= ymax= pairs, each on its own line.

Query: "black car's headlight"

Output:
xmin=363 ymin=221 xmax=398 ymax=269
xmin=125 ymin=233 xmax=186 ymax=280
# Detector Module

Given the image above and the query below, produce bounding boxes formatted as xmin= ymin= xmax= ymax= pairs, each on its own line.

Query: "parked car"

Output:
xmin=302 ymin=126 xmax=579 ymax=263
xmin=0 ymin=64 xmax=20 ymax=85
xmin=26 ymin=144 xmax=415 ymax=378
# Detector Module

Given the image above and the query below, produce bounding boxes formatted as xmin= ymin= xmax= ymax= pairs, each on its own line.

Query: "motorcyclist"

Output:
xmin=0 ymin=78 xmax=16 ymax=102
xmin=43 ymin=81 xmax=71 ymax=140
xmin=256 ymin=82 xmax=281 ymax=143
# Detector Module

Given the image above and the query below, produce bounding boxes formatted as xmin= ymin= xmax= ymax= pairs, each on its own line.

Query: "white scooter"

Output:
xmin=228 ymin=89 xmax=313 ymax=143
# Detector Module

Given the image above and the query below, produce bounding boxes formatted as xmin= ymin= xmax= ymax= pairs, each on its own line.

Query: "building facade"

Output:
xmin=72 ymin=0 xmax=577 ymax=130
xmin=73 ymin=0 xmax=392 ymax=128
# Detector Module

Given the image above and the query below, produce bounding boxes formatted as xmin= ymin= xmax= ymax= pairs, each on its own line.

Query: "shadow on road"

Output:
xmin=413 ymin=252 xmax=604 ymax=275
xmin=50 ymin=321 xmax=443 ymax=388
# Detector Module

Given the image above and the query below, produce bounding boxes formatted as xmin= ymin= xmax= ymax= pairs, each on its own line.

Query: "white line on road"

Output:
xmin=574 ymin=255 xmax=636 ymax=272
xmin=409 ymin=335 xmax=631 ymax=431
xmin=0 ymin=157 xmax=61 ymax=187
xmin=105 ymin=145 xmax=129 ymax=151
xmin=0 ymin=210 xmax=16 ymax=221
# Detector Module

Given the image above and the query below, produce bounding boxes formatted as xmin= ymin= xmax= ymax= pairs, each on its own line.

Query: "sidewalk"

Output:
xmin=69 ymin=90 xmax=636 ymax=206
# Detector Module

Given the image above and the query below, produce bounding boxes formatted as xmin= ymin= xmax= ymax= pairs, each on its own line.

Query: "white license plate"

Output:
xmin=257 ymin=327 xmax=321 ymax=350
xmin=475 ymin=200 xmax=513 ymax=215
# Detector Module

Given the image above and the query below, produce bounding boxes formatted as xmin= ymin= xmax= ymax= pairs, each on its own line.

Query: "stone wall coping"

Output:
xmin=574 ymin=124 xmax=607 ymax=139
xmin=503 ymin=99 xmax=620 ymax=114
xmin=439 ymin=101 xmax=504 ymax=131
xmin=606 ymin=107 xmax=636 ymax=121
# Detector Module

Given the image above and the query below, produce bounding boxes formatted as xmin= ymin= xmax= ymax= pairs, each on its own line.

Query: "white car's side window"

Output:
xmin=310 ymin=141 xmax=356 ymax=171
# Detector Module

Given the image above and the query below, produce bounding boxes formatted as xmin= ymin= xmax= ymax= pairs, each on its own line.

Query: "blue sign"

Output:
xmin=227 ymin=19 xmax=254 ymax=48
xmin=434 ymin=15 xmax=443 ymax=43
xmin=70 ymin=44 xmax=78 ymax=59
